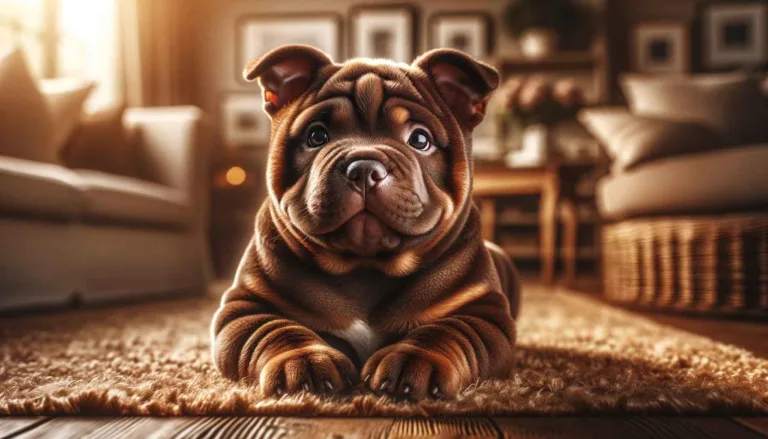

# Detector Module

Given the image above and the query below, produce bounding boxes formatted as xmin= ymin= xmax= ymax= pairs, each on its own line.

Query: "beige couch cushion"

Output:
xmin=579 ymin=107 xmax=723 ymax=172
xmin=598 ymin=145 xmax=768 ymax=220
xmin=0 ymin=48 xmax=56 ymax=163
xmin=76 ymin=170 xmax=189 ymax=228
xmin=0 ymin=156 xmax=84 ymax=219
xmin=62 ymin=106 xmax=141 ymax=178
xmin=39 ymin=78 xmax=94 ymax=153
xmin=622 ymin=73 xmax=768 ymax=146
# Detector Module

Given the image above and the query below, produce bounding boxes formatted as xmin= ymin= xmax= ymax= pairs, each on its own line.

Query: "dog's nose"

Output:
xmin=345 ymin=159 xmax=388 ymax=192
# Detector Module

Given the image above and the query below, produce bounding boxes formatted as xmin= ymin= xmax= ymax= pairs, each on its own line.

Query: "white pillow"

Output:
xmin=621 ymin=73 xmax=768 ymax=146
xmin=39 ymin=77 xmax=94 ymax=154
xmin=0 ymin=48 xmax=56 ymax=163
xmin=576 ymin=107 xmax=628 ymax=160
xmin=580 ymin=107 xmax=723 ymax=173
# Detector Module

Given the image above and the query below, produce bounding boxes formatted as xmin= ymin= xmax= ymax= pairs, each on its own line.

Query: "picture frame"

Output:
xmin=219 ymin=92 xmax=271 ymax=149
xmin=703 ymin=2 xmax=768 ymax=68
xmin=348 ymin=4 xmax=418 ymax=63
xmin=428 ymin=12 xmax=494 ymax=59
xmin=235 ymin=14 xmax=343 ymax=84
xmin=632 ymin=21 xmax=690 ymax=74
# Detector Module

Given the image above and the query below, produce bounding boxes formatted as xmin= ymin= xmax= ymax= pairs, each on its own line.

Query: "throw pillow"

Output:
xmin=621 ymin=73 xmax=768 ymax=146
xmin=0 ymin=48 xmax=56 ymax=162
xmin=61 ymin=106 xmax=139 ymax=177
xmin=575 ymin=107 xmax=627 ymax=160
xmin=39 ymin=78 xmax=94 ymax=154
xmin=579 ymin=107 xmax=723 ymax=172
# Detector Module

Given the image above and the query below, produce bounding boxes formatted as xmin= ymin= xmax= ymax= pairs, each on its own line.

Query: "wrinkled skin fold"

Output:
xmin=211 ymin=44 xmax=521 ymax=400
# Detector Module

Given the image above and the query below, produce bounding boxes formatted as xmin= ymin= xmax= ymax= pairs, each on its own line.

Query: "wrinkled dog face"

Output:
xmin=282 ymin=69 xmax=451 ymax=257
xmin=246 ymin=46 xmax=498 ymax=267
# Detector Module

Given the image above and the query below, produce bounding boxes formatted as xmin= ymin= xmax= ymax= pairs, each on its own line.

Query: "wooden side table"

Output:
xmin=473 ymin=162 xmax=595 ymax=285
xmin=209 ymin=149 xmax=267 ymax=278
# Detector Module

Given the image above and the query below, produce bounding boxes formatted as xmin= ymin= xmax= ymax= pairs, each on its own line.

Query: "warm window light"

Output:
xmin=0 ymin=0 xmax=46 ymax=76
xmin=225 ymin=167 xmax=247 ymax=187
xmin=58 ymin=0 xmax=119 ymax=111
xmin=1 ymin=0 xmax=121 ymax=109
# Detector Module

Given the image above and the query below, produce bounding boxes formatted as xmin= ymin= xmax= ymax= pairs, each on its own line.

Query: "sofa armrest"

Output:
xmin=124 ymin=106 xmax=212 ymax=231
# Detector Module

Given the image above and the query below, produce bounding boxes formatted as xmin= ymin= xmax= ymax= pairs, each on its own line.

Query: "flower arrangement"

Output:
xmin=498 ymin=76 xmax=585 ymax=128
xmin=496 ymin=76 xmax=586 ymax=166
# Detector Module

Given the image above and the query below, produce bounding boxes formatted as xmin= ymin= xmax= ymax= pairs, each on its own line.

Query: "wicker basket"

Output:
xmin=602 ymin=214 xmax=768 ymax=318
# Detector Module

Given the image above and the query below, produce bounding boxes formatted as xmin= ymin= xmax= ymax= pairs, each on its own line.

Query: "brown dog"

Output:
xmin=211 ymin=44 xmax=520 ymax=400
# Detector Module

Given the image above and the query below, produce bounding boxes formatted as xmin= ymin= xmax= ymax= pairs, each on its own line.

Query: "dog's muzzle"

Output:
xmin=345 ymin=159 xmax=389 ymax=193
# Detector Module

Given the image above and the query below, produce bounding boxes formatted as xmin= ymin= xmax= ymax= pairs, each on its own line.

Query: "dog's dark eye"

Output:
xmin=307 ymin=125 xmax=330 ymax=148
xmin=407 ymin=128 xmax=431 ymax=151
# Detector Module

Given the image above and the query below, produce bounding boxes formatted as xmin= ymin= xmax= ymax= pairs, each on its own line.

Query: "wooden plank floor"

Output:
xmin=2 ymin=282 xmax=767 ymax=439
xmin=2 ymin=416 xmax=767 ymax=438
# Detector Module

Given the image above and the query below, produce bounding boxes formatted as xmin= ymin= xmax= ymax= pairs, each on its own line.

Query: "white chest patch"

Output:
xmin=331 ymin=320 xmax=382 ymax=363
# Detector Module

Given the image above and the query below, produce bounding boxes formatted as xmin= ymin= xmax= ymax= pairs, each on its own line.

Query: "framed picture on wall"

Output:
xmin=428 ymin=12 xmax=493 ymax=59
xmin=632 ymin=22 xmax=690 ymax=74
xmin=703 ymin=2 xmax=767 ymax=68
xmin=219 ymin=92 xmax=270 ymax=149
xmin=348 ymin=4 xmax=418 ymax=63
xmin=236 ymin=14 xmax=342 ymax=83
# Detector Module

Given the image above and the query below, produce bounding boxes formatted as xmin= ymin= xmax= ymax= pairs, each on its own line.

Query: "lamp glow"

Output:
xmin=225 ymin=166 xmax=247 ymax=186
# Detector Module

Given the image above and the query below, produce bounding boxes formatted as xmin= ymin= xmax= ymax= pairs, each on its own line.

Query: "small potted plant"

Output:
xmin=503 ymin=0 xmax=581 ymax=58
xmin=498 ymin=76 xmax=585 ymax=166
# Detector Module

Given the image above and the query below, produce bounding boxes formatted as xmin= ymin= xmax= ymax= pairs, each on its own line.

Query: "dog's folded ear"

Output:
xmin=413 ymin=49 xmax=500 ymax=130
xmin=244 ymin=45 xmax=333 ymax=117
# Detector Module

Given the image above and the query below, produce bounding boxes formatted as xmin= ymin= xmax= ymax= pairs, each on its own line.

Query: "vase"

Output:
xmin=504 ymin=124 xmax=552 ymax=167
xmin=519 ymin=28 xmax=558 ymax=59
xmin=496 ymin=118 xmax=516 ymax=158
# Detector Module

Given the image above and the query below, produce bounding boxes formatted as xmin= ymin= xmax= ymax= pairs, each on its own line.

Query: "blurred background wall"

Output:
xmin=193 ymin=0 xmax=511 ymax=123
xmin=191 ymin=0 xmax=719 ymax=135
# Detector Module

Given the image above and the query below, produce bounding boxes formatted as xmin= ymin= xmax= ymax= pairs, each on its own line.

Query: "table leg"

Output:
xmin=540 ymin=180 xmax=558 ymax=285
xmin=479 ymin=198 xmax=496 ymax=242
xmin=561 ymin=198 xmax=579 ymax=288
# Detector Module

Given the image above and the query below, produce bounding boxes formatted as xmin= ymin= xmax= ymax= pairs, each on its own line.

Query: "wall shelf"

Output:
xmin=496 ymin=52 xmax=602 ymax=74
xmin=501 ymin=245 xmax=599 ymax=261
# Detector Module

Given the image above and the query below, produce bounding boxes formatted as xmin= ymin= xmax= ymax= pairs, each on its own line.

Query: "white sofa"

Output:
xmin=0 ymin=107 xmax=212 ymax=311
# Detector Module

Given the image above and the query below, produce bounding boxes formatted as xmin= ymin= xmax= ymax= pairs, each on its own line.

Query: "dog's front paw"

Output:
xmin=259 ymin=345 xmax=359 ymax=397
xmin=361 ymin=343 xmax=466 ymax=400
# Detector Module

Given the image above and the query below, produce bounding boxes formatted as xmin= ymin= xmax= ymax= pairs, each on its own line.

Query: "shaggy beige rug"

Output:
xmin=1 ymin=285 xmax=767 ymax=416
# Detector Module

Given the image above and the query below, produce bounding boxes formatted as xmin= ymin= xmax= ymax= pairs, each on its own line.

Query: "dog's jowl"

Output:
xmin=211 ymin=44 xmax=521 ymax=400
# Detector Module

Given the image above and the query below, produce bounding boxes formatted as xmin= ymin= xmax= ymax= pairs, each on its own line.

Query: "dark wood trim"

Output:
xmin=347 ymin=3 xmax=420 ymax=62
xmin=734 ymin=418 xmax=768 ymax=437
xmin=0 ymin=417 xmax=50 ymax=439
xmin=233 ymin=13 xmax=344 ymax=85
xmin=495 ymin=417 xmax=767 ymax=439
xmin=426 ymin=11 xmax=495 ymax=58
xmin=7 ymin=417 xmax=767 ymax=439
xmin=495 ymin=52 xmax=601 ymax=76
xmin=390 ymin=417 xmax=498 ymax=437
